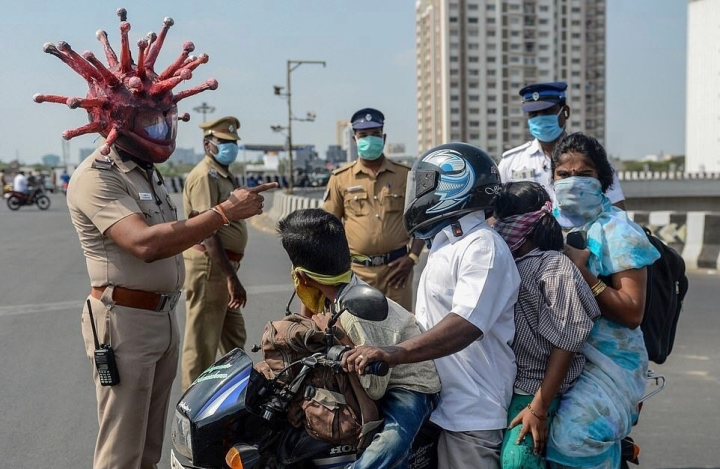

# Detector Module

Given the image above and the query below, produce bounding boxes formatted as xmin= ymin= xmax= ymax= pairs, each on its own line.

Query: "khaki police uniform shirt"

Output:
xmin=323 ymin=158 xmax=410 ymax=256
xmin=499 ymin=138 xmax=625 ymax=204
xmin=67 ymin=147 xmax=184 ymax=293
xmin=182 ymin=155 xmax=247 ymax=255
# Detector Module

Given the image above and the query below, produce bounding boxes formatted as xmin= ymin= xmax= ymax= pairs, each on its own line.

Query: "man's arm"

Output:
xmin=342 ymin=313 xmax=482 ymax=374
xmin=106 ymin=183 xmax=276 ymax=262
xmin=204 ymin=233 xmax=247 ymax=309
xmin=386 ymin=238 xmax=425 ymax=288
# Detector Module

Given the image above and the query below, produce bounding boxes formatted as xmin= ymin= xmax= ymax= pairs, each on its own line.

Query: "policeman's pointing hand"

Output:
xmin=221 ymin=182 xmax=279 ymax=220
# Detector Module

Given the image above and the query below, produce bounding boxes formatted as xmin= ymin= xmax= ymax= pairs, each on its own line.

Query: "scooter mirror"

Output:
xmin=334 ymin=284 xmax=389 ymax=322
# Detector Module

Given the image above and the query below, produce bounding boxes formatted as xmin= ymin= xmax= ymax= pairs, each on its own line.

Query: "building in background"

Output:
xmin=172 ymin=147 xmax=203 ymax=165
xmin=325 ymin=145 xmax=347 ymax=165
xmin=415 ymin=0 xmax=606 ymax=160
xmin=686 ymin=0 xmax=720 ymax=173
xmin=336 ymin=120 xmax=357 ymax=162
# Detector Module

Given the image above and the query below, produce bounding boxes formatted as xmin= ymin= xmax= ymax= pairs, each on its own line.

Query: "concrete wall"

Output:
xmin=266 ymin=191 xmax=720 ymax=272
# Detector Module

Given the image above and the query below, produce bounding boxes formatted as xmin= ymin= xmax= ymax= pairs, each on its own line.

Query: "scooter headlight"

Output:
xmin=170 ymin=410 xmax=193 ymax=460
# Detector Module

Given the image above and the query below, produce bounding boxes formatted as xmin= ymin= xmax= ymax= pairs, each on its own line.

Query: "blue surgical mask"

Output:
xmin=553 ymin=176 xmax=605 ymax=228
xmin=528 ymin=108 xmax=564 ymax=143
xmin=212 ymin=142 xmax=239 ymax=166
xmin=144 ymin=121 xmax=169 ymax=140
xmin=357 ymin=136 xmax=384 ymax=160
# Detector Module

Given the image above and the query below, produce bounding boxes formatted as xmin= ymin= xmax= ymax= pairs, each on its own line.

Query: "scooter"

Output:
xmin=170 ymin=284 xmax=440 ymax=469
xmin=6 ymin=186 xmax=50 ymax=210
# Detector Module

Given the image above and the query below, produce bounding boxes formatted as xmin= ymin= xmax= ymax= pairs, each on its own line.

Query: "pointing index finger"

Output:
xmin=247 ymin=182 xmax=279 ymax=193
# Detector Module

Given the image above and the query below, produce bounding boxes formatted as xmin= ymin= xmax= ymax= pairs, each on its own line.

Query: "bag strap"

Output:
xmin=333 ymin=322 xmax=384 ymax=449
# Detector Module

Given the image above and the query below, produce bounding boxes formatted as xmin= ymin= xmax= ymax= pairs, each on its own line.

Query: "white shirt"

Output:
xmin=499 ymin=138 xmax=625 ymax=204
xmin=13 ymin=174 xmax=27 ymax=192
xmin=415 ymin=211 xmax=520 ymax=432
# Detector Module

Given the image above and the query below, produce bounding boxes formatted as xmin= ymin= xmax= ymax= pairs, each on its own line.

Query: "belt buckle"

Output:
xmin=156 ymin=291 xmax=181 ymax=312
xmin=371 ymin=256 xmax=384 ymax=266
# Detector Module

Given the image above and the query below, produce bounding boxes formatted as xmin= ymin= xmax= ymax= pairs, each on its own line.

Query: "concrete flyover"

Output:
xmin=267 ymin=188 xmax=720 ymax=272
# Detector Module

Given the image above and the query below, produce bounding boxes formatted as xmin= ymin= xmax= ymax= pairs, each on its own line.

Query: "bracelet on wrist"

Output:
xmin=210 ymin=205 xmax=230 ymax=226
xmin=408 ymin=252 xmax=420 ymax=265
xmin=526 ymin=403 xmax=548 ymax=420
xmin=590 ymin=279 xmax=607 ymax=297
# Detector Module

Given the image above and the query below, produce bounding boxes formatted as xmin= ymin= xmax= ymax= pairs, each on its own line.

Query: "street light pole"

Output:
xmin=192 ymin=102 xmax=215 ymax=123
xmin=286 ymin=60 xmax=325 ymax=193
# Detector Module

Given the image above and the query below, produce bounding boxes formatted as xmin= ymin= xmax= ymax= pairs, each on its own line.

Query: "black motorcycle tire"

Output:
xmin=36 ymin=195 xmax=51 ymax=210
xmin=6 ymin=195 xmax=21 ymax=211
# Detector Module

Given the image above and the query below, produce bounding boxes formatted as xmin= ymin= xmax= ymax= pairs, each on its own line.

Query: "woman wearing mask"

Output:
xmin=493 ymin=181 xmax=600 ymax=469
xmin=545 ymin=133 xmax=660 ymax=468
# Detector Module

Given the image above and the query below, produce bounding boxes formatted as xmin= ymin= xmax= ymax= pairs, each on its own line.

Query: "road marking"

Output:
xmin=0 ymin=284 xmax=294 ymax=317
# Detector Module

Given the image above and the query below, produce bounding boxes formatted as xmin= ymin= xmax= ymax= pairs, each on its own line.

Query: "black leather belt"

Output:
xmin=352 ymin=247 xmax=408 ymax=267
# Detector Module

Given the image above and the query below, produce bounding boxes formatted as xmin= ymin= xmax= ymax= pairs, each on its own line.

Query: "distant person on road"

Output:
xmin=323 ymin=108 xmax=424 ymax=311
xmin=26 ymin=171 xmax=37 ymax=190
xmin=499 ymin=82 xmax=626 ymax=209
xmin=181 ymin=116 xmax=252 ymax=391
xmin=13 ymin=171 xmax=29 ymax=195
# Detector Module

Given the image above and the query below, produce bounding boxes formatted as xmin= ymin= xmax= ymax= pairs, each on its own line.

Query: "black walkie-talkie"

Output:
xmin=87 ymin=299 xmax=120 ymax=386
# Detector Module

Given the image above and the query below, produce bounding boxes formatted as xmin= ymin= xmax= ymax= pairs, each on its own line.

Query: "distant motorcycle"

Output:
xmin=6 ymin=187 xmax=51 ymax=210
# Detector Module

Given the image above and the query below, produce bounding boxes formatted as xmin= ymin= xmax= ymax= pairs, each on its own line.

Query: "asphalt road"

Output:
xmin=0 ymin=191 xmax=718 ymax=468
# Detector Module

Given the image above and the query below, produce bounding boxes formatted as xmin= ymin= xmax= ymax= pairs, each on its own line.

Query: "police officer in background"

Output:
xmin=323 ymin=108 xmax=424 ymax=311
xmin=181 ymin=116 xmax=250 ymax=391
xmin=499 ymin=82 xmax=626 ymax=209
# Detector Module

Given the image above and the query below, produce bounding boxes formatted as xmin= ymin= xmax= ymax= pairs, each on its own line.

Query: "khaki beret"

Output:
xmin=199 ymin=116 xmax=241 ymax=141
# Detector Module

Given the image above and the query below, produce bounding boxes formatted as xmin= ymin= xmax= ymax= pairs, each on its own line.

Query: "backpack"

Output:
xmin=254 ymin=313 xmax=381 ymax=448
xmin=640 ymin=227 xmax=689 ymax=364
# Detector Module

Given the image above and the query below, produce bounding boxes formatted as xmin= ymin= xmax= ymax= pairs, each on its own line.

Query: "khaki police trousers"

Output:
xmin=81 ymin=287 xmax=180 ymax=469
xmin=181 ymin=248 xmax=246 ymax=391
xmin=351 ymin=263 xmax=414 ymax=311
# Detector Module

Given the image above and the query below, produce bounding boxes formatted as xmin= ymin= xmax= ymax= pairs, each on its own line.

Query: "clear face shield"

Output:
xmin=132 ymin=105 xmax=178 ymax=142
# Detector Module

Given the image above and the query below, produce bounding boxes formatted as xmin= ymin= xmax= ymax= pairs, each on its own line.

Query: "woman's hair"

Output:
xmin=277 ymin=208 xmax=351 ymax=275
xmin=494 ymin=181 xmax=563 ymax=252
xmin=551 ymin=132 xmax=615 ymax=193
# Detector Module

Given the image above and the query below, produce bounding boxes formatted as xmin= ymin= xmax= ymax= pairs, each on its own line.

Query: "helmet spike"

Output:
xmin=150 ymin=69 xmax=191 ymax=96
xmin=33 ymin=93 xmax=71 ymax=104
xmin=66 ymin=96 xmax=109 ymax=110
xmin=116 ymin=7 xmax=127 ymax=22
xmin=118 ymin=21 xmax=133 ymax=73
xmin=173 ymin=78 xmax=218 ymax=103
xmin=178 ymin=112 xmax=191 ymax=122
xmin=158 ymin=42 xmax=195 ymax=80
xmin=83 ymin=51 xmax=121 ymax=88
xmin=56 ymin=42 xmax=103 ymax=83
xmin=135 ymin=38 xmax=149 ymax=80
xmin=145 ymin=17 xmax=174 ymax=70
xmin=174 ymin=53 xmax=208 ymax=77
xmin=62 ymin=120 xmax=106 ymax=140
xmin=43 ymin=43 xmax=97 ymax=84
xmin=95 ymin=30 xmax=119 ymax=68
xmin=99 ymin=126 xmax=120 ymax=155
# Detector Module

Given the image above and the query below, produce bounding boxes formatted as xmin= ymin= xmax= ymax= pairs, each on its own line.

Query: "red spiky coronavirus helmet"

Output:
xmin=34 ymin=7 xmax=218 ymax=163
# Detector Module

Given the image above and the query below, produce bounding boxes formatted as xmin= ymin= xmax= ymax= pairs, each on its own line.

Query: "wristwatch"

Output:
xmin=408 ymin=252 xmax=420 ymax=265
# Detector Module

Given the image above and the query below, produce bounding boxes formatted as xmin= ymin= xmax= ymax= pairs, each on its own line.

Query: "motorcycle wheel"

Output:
xmin=6 ymin=195 xmax=21 ymax=211
xmin=36 ymin=195 xmax=51 ymax=210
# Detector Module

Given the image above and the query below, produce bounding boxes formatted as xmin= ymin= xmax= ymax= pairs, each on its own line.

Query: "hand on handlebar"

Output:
xmin=342 ymin=345 xmax=392 ymax=376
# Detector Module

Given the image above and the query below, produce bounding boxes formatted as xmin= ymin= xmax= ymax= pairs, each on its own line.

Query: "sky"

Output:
xmin=0 ymin=0 xmax=687 ymax=165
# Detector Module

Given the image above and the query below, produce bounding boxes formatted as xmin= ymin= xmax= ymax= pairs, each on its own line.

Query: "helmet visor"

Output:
xmin=132 ymin=106 xmax=178 ymax=142
xmin=405 ymin=168 xmax=437 ymax=213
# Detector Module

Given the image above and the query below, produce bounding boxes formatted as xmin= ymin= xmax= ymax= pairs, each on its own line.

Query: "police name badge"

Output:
xmin=208 ymin=169 xmax=218 ymax=179
xmin=139 ymin=192 xmax=153 ymax=201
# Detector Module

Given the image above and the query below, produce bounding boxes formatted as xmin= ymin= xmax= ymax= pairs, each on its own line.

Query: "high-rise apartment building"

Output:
xmin=686 ymin=0 xmax=720 ymax=173
xmin=416 ymin=0 xmax=606 ymax=160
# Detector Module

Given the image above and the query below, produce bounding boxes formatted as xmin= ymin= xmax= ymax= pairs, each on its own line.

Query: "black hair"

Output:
xmin=494 ymin=181 xmax=563 ymax=252
xmin=277 ymin=208 xmax=351 ymax=275
xmin=551 ymin=132 xmax=614 ymax=193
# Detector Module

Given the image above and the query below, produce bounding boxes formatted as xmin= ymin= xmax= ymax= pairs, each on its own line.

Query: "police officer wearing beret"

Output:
xmin=323 ymin=108 xmax=424 ymax=311
xmin=500 ymin=82 xmax=626 ymax=208
xmin=181 ymin=116 xmax=253 ymax=390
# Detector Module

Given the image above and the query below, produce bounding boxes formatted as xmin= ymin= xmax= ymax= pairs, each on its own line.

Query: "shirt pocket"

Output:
xmin=344 ymin=191 xmax=370 ymax=217
xmin=137 ymin=199 xmax=162 ymax=223
xmin=380 ymin=187 xmax=404 ymax=213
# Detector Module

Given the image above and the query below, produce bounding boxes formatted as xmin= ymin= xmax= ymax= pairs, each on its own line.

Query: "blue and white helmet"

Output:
xmin=404 ymin=142 xmax=500 ymax=237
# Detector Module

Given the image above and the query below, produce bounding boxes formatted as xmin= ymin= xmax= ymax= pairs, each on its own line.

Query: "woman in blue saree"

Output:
xmin=545 ymin=133 xmax=660 ymax=469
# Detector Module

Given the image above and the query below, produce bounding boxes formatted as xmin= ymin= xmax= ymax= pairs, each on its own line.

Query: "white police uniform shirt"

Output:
xmin=499 ymin=138 xmax=625 ymax=204
xmin=415 ymin=211 xmax=520 ymax=432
